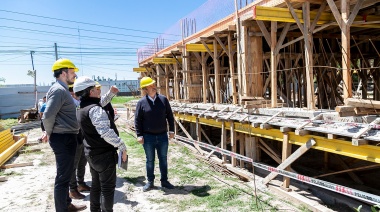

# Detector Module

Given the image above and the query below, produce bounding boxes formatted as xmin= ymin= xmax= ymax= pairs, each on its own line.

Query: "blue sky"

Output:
xmin=0 ymin=0 xmax=207 ymax=85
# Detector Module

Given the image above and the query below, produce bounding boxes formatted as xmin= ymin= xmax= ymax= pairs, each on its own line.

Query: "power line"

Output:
xmin=0 ymin=17 xmax=173 ymax=40
xmin=0 ymin=26 xmax=150 ymax=44
xmin=0 ymin=9 xmax=181 ymax=37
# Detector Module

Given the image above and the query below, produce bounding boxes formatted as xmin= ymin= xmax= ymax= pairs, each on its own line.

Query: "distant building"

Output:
xmin=97 ymin=80 xmax=140 ymax=96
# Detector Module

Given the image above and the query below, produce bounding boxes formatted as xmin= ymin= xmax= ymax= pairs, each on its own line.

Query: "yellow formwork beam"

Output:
xmin=0 ymin=137 xmax=26 ymax=167
xmin=175 ymin=113 xmax=380 ymax=164
xmin=252 ymin=6 xmax=380 ymax=28
xmin=133 ymin=67 xmax=151 ymax=72
xmin=186 ymin=44 xmax=217 ymax=52
xmin=153 ymin=57 xmax=181 ymax=64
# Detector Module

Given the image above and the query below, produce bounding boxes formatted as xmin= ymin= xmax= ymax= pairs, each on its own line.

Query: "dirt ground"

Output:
xmin=0 ymin=110 xmax=332 ymax=212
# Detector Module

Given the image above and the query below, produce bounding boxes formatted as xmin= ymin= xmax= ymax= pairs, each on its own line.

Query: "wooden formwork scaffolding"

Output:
xmin=133 ymin=0 xmax=380 ymax=206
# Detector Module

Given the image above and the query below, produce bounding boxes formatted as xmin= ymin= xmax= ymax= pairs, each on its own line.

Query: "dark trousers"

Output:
xmin=69 ymin=142 xmax=88 ymax=191
xmin=143 ymin=133 xmax=169 ymax=182
xmin=49 ymin=133 xmax=77 ymax=212
xmin=86 ymin=151 xmax=117 ymax=212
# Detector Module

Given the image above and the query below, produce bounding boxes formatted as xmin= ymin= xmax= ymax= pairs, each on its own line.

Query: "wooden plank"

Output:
xmin=345 ymin=98 xmax=380 ymax=109
xmin=263 ymin=138 xmax=316 ymax=184
xmin=1 ymin=162 xmax=33 ymax=169
xmin=282 ymin=133 xmax=292 ymax=189
xmin=335 ymin=106 xmax=355 ymax=112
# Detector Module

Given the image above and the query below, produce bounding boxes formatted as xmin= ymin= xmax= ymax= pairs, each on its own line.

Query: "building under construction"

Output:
xmin=128 ymin=0 xmax=380 ymax=208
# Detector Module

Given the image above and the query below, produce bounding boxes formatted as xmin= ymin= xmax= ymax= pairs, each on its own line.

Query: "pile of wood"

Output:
xmin=0 ymin=129 xmax=27 ymax=167
xmin=336 ymin=98 xmax=380 ymax=117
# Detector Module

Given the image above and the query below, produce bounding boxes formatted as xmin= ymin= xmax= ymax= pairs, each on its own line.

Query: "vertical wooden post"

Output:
xmin=271 ymin=21 xmax=278 ymax=108
xmin=214 ymin=39 xmax=221 ymax=104
xmin=221 ymin=121 xmax=227 ymax=162
xmin=165 ymin=64 xmax=170 ymax=100
xmin=183 ymin=49 xmax=190 ymax=101
xmin=196 ymin=118 xmax=201 ymax=143
xmin=250 ymin=26 xmax=264 ymax=97
xmin=342 ymin=0 xmax=352 ymax=98
xmin=202 ymin=52 xmax=208 ymax=103
xmin=239 ymin=133 xmax=245 ymax=168
xmin=303 ymin=2 xmax=316 ymax=109
xmin=228 ymin=32 xmax=237 ymax=104
xmin=324 ymin=152 xmax=329 ymax=171
xmin=156 ymin=64 xmax=163 ymax=94
xmin=230 ymin=121 xmax=237 ymax=166
xmin=174 ymin=63 xmax=180 ymax=100
xmin=282 ymin=132 xmax=292 ymax=189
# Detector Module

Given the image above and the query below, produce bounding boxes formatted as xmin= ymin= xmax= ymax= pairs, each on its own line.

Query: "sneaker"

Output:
xmin=143 ymin=181 xmax=154 ymax=192
xmin=161 ymin=181 xmax=175 ymax=189
xmin=78 ymin=184 xmax=91 ymax=192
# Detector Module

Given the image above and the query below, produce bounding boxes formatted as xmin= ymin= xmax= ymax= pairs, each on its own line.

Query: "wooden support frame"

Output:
xmin=263 ymin=138 xmax=316 ymax=184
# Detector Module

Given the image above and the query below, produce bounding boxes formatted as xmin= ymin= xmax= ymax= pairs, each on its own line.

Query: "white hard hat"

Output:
xmin=73 ymin=76 xmax=96 ymax=93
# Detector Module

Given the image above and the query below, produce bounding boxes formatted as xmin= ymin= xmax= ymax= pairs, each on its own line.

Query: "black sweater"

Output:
xmin=134 ymin=94 xmax=174 ymax=137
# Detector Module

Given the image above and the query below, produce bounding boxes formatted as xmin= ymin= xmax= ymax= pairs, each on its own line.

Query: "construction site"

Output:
xmin=126 ymin=0 xmax=380 ymax=209
xmin=1 ymin=0 xmax=380 ymax=211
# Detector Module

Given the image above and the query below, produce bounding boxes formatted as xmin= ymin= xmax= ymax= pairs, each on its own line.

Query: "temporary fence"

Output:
xmin=174 ymin=135 xmax=380 ymax=205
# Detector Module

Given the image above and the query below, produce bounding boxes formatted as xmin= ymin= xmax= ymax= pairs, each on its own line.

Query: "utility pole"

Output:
xmin=54 ymin=43 xmax=58 ymax=60
xmin=30 ymin=51 xmax=38 ymax=109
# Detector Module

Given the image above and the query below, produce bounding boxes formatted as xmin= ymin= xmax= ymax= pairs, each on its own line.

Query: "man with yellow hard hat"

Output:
xmin=135 ymin=76 xmax=175 ymax=192
xmin=42 ymin=58 xmax=86 ymax=211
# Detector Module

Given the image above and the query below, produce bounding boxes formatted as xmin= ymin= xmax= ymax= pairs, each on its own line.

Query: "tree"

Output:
xmin=0 ymin=77 xmax=5 ymax=83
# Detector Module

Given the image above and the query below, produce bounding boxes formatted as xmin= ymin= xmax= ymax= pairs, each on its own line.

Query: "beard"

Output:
xmin=66 ymin=75 xmax=75 ymax=85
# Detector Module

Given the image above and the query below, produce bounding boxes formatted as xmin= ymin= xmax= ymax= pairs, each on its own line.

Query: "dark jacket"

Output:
xmin=135 ymin=94 xmax=174 ymax=137
xmin=77 ymin=97 xmax=118 ymax=156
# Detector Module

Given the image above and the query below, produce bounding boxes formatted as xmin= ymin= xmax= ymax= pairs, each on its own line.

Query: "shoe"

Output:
xmin=69 ymin=190 xmax=85 ymax=200
xmin=161 ymin=181 xmax=175 ymax=189
xmin=78 ymin=184 xmax=91 ymax=192
xmin=143 ymin=181 xmax=154 ymax=192
xmin=67 ymin=203 xmax=87 ymax=211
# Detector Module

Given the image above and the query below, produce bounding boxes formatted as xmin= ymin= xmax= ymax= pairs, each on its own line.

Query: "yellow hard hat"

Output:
xmin=140 ymin=77 xmax=156 ymax=88
xmin=52 ymin=58 xmax=79 ymax=72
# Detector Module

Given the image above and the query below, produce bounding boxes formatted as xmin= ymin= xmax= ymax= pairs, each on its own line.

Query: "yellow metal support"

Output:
xmin=252 ymin=6 xmax=380 ymax=28
xmin=133 ymin=67 xmax=151 ymax=72
xmin=175 ymin=113 xmax=380 ymax=164
xmin=153 ymin=57 xmax=181 ymax=64
xmin=186 ymin=44 xmax=216 ymax=52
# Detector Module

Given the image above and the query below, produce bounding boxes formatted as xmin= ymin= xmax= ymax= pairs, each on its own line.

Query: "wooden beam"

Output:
xmin=282 ymin=132 xmax=292 ymax=189
xmin=347 ymin=0 xmax=365 ymax=26
xmin=1 ymin=162 xmax=33 ymax=169
xmin=284 ymin=0 xmax=304 ymax=35
xmin=314 ymin=164 xmax=380 ymax=178
xmin=263 ymin=138 xmax=316 ymax=184
xmin=256 ymin=20 xmax=271 ymax=46
xmin=326 ymin=0 xmax=343 ymax=29
xmin=334 ymin=154 xmax=364 ymax=184
xmin=221 ymin=121 xmax=227 ymax=162
xmin=270 ymin=21 xmax=278 ymax=108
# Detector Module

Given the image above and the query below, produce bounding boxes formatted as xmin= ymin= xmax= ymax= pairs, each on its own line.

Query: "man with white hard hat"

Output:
xmin=74 ymin=76 xmax=127 ymax=212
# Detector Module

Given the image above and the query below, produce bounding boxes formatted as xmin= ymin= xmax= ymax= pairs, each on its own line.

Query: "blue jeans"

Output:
xmin=86 ymin=150 xmax=117 ymax=212
xmin=49 ymin=133 xmax=77 ymax=212
xmin=143 ymin=133 xmax=169 ymax=182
